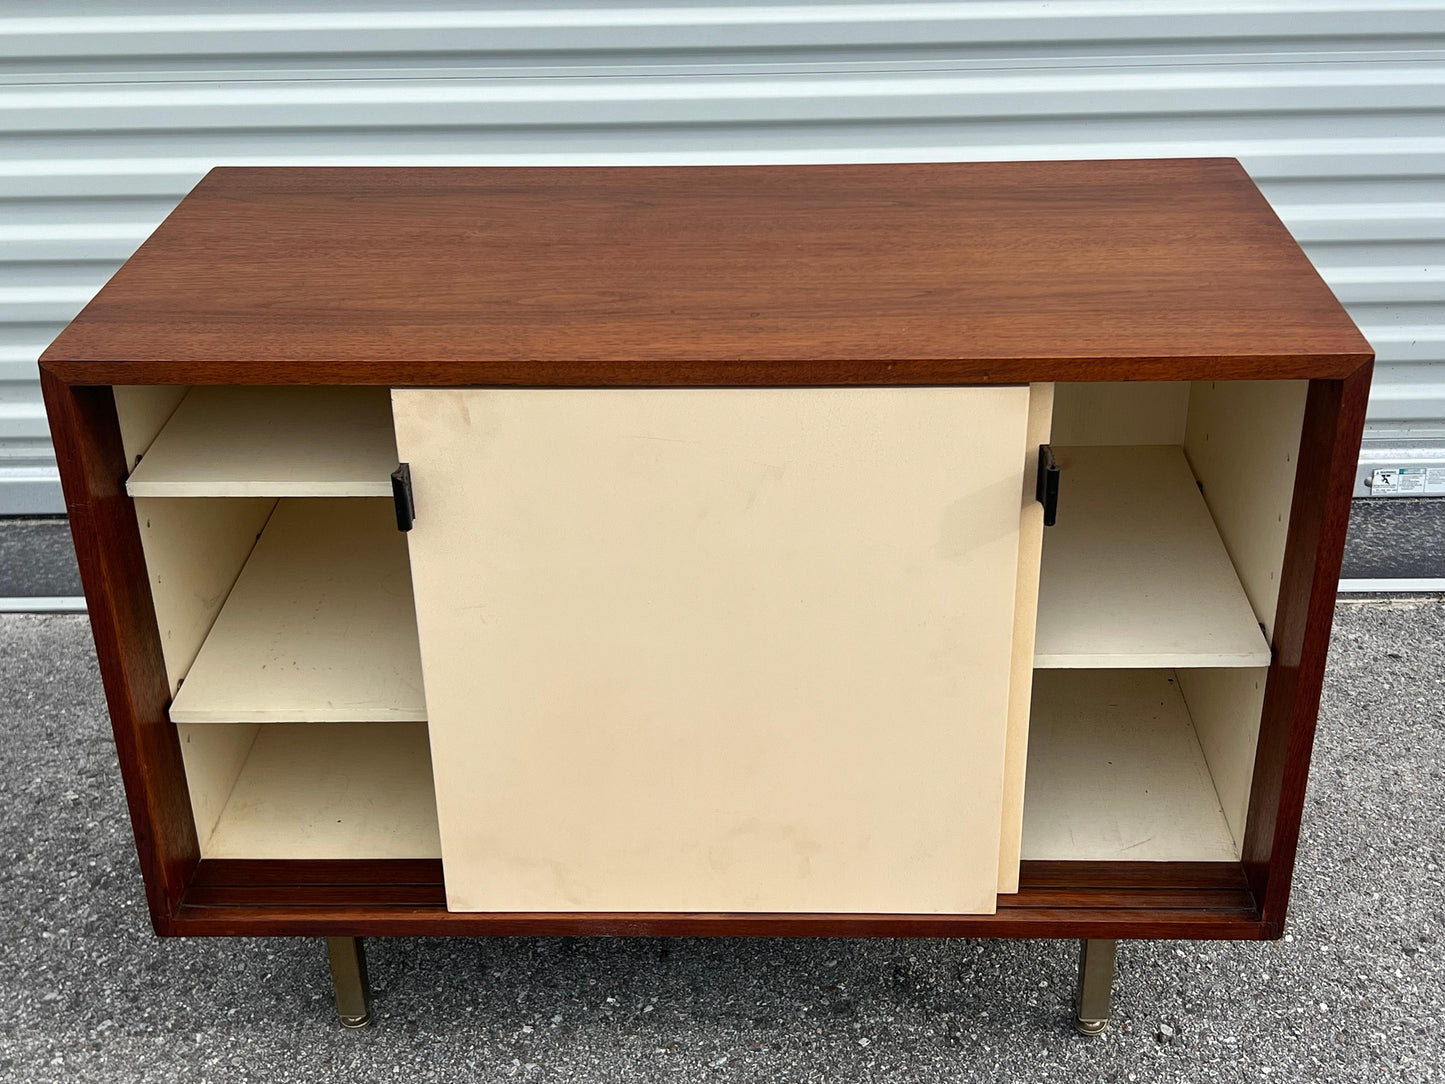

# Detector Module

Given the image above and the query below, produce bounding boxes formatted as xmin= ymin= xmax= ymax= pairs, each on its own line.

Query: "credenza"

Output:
xmin=40 ymin=160 xmax=1372 ymax=1032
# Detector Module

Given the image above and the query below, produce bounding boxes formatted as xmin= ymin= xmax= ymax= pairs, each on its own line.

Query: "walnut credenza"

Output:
xmin=41 ymin=160 xmax=1371 ymax=1031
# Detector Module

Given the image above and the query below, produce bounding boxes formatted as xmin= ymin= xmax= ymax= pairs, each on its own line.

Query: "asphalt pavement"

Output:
xmin=1 ymin=601 xmax=1442 ymax=1082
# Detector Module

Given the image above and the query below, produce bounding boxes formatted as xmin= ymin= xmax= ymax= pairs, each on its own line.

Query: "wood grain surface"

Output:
xmin=41 ymin=160 xmax=1368 ymax=386
xmin=1244 ymin=364 xmax=1374 ymax=934
xmin=176 ymin=859 xmax=1262 ymax=940
xmin=40 ymin=374 xmax=199 ymax=933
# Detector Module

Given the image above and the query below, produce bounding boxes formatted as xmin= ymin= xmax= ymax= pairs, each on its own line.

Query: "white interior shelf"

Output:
xmin=1020 ymin=668 xmax=1239 ymax=862
xmin=204 ymin=722 xmax=441 ymax=859
xmin=125 ymin=386 xmax=398 ymax=497
xmin=168 ymin=498 xmax=427 ymax=723
xmin=1033 ymin=445 xmax=1272 ymax=669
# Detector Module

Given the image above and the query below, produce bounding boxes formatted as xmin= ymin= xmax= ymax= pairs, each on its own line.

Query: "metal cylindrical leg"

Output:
xmin=326 ymin=936 xmax=373 ymax=1029
xmin=1074 ymin=938 xmax=1116 ymax=1036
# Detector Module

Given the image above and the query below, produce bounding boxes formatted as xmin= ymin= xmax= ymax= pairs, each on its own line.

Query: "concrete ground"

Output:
xmin=1 ymin=602 xmax=1442 ymax=1083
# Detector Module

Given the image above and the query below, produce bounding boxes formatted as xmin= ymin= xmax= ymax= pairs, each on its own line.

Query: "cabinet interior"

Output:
xmin=112 ymin=380 xmax=1304 ymax=877
xmin=1023 ymin=379 xmax=1305 ymax=865
xmin=113 ymin=386 xmax=436 ymax=860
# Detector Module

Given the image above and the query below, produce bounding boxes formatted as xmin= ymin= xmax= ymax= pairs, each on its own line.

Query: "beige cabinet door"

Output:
xmin=393 ymin=388 xmax=1030 ymax=915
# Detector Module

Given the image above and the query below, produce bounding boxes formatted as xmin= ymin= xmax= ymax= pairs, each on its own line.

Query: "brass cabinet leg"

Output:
xmin=326 ymin=937 xmax=373 ymax=1029
xmin=1074 ymin=938 xmax=1116 ymax=1035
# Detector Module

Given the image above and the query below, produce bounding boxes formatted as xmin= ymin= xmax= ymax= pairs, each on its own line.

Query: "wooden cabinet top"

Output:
xmin=41 ymin=160 xmax=1370 ymax=386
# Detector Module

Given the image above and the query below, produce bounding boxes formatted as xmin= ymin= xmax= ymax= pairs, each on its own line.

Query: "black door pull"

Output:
xmin=1037 ymin=444 xmax=1060 ymax=527
xmin=391 ymin=462 xmax=415 ymax=532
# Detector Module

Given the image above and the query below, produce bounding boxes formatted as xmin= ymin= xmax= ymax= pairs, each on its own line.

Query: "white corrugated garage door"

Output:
xmin=4 ymin=1 xmax=1443 ymax=512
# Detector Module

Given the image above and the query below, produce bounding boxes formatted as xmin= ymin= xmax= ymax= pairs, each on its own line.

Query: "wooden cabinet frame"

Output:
xmin=39 ymin=364 xmax=1368 ymax=941
xmin=40 ymin=161 xmax=1372 ymax=943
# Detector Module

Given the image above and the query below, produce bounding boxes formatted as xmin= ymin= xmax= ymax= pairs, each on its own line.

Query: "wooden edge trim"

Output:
xmin=184 ymin=884 xmax=448 ymax=908
xmin=1018 ymin=860 xmax=1249 ymax=890
xmin=39 ymin=369 xmax=199 ymax=932
xmin=168 ymin=906 xmax=1266 ymax=940
xmin=184 ymin=858 xmax=1248 ymax=889
xmin=187 ymin=859 xmax=1248 ymax=891
xmin=41 ymin=354 xmax=1374 ymax=389
xmin=181 ymin=885 xmax=1254 ymax=914
xmin=190 ymin=859 xmax=444 ymax=888
xmin=178 ymin=859 xmax=1257 ymax=937
xmin=1243 ymin=362 xmax=1373 ymax=934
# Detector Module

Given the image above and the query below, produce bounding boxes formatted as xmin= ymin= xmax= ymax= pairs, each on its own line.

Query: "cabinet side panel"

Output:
xmin=397 ymin=387 xmax=1028 ymax=915
xmin=1176 ymin=668 xmax=1268 ymax=856
xmin=113 ymin=386 xmax=189 ymax=468
xmin=177 ymin=723 xmax=260 ymax=851
xmin=40 ymin=372 xmax=198 ymax=930
xmin=1184 ymin=381 xmax=1307 ymax=641
xmin=1246 ymin=367 xmax=1372 ymax=931
xmin=998 ymin=382 xmax=1052 ymax=893
xmin=133 ymin=496 xmax=276 ymax=696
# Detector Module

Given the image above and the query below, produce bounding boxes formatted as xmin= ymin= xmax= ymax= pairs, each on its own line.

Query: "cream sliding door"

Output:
xmin=393 ymin=388 xmax=1030 ymax=914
